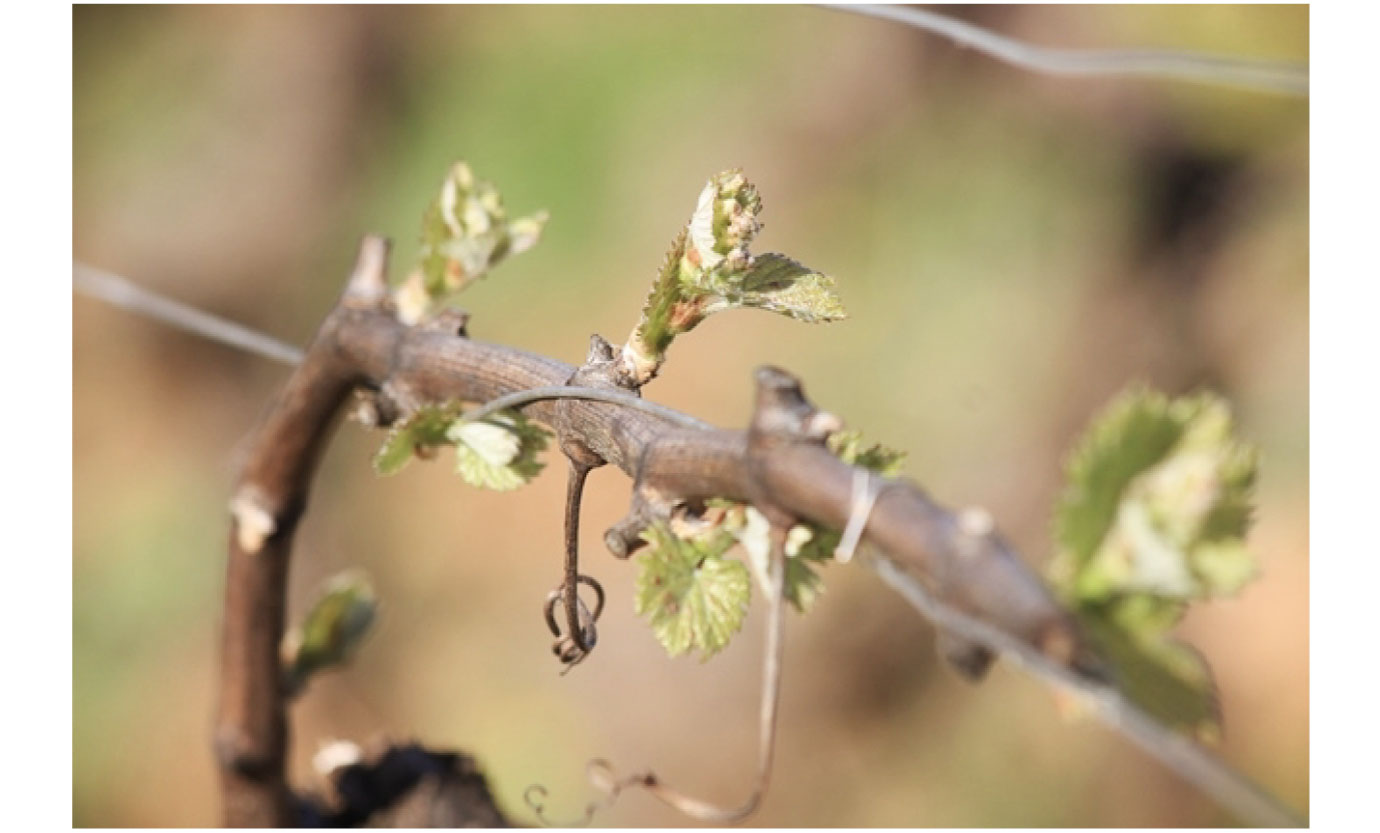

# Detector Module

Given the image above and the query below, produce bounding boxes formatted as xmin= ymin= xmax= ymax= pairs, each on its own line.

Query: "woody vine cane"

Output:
xmin=195 ymin=165 xmax=1301 ymax=827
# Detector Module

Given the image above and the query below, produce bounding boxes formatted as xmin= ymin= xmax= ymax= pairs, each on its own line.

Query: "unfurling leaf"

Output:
xmin=1047 ymin=386 xmax=1259 ymax=738
xmin=372 ymin=402 xmax=550 ymax=491
xmin=283 ymin=570 xmax=378 ymax=694
xmin=449 ymin=410 xmax=550 ymax=491
xmin=827 ymin=429 xmax=908 ymax=477
xmin=634 ymin=522 xmax=750 ymax=660
xmin=622 ymin=169 xmax=844 ymax=384
xmin=373 ymin=402 xmax=465 ymax=475
xmin=450 ymin=418 xmax=522 ymax=468
xmin=702 ymin=253 xmax=846 ymax=323
xmin=394 ymin=161 xmax=548 ymax=324
xmin=626 ymin=229 xmax=691 ymax=377
xmin=727 ymin=504 xmax=833 ymax=614
xmin=1049 ymin=388 xmax=1258 ymax=609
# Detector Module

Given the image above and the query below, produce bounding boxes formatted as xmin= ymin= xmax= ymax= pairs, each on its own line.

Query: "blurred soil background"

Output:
xmin=73 ymin=5 xmax=1307 ymax=826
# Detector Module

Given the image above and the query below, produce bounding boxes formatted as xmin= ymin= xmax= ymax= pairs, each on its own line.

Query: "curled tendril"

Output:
xmin=543 ymin=575 xmax=605 ymax=673
xmin=526 ymin=532 xmax=789 ymax=826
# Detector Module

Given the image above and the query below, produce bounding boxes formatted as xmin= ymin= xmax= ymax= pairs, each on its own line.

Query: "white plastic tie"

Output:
xmin=835 ymin=468 xmax=882 ymax=564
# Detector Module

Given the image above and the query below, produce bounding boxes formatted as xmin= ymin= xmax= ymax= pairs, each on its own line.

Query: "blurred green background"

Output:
xmin=73 ymin=5 xmax=1307 ymax=827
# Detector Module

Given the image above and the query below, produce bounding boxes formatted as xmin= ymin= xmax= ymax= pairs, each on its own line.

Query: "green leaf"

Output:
xmin=372 ymin=401 xmax=550 ymax=490
xmin=1080 ymin=614 xmax=1220 ymax=740
xmin=1047 ymin=386 xmax=1259 ymax=737
xmin=373 ymin=402 xmax=465 ymax=475
xmin=1049 ymin=388 xmax=1259 ymax=607
xmin=448 ymin=410 xmax=550 ymax=491
xmin=621 ymin=169 xmax=844 ymax=384
xmin=396 ymin=161 xmax=548 ymax=324
xmin=627 ymin=228 xmax=693 ymax=371
xmin=283 ymin=570 xmax=378 ymax=693
xmin=827 ymin=429 xmax=908 ymax=477
xmin=702 ymin=253 xmax=846 ymax=324
xmin=720 ymin=503 xmax=832 ymax=614
xmin=634 ymin=522 xmax=750 ymax=660
xmin=781 ymin=524 xmax=837 ymax=613
xmin=781 ymin=553 xmax=824 ymax=612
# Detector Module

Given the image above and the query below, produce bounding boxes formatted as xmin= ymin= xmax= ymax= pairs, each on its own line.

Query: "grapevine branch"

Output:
xmin=74 ymin=251 xmax=1303 ymax=827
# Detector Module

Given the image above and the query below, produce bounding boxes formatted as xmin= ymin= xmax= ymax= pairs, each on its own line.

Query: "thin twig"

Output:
xmin=866 ymin=552 xmax=1304 ymax=828
xmin=820 ymin=4 xmax=1308 ymax=96
xmin=73 ymin=262 xmax=306 ymax=366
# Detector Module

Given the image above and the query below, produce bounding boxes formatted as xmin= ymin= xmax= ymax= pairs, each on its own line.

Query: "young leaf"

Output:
xmin=372 ymin=401 xmax=550 ymax=491
xmin=728 ymin=504 xmax=835 ymax=614
xmin=634 ymin=522 xmax=750 ymax=660
xmin=1047 ymin=386 xmax=1259 ymax=738
xmin=1080 ymin=614 xmax=1220 ymax=741
xmin=373 ymin=402 xmax=465 ymax=475
xmin=1049 ymin=388 xmax=1258 ymax=607
xmin=621 ymin=169 xmax=844 ymax=384
xmin=827 ymin=429 xmax=908 ymax=477
xmin=782 ymin=524 xmax=834 ymax=613
xmin=624 ymin=229 xmax=691 ymax=379
xmin=283 ymin=570 xmax=378 ymax=693
xmin=687 ymin=170 xmax=761 ymax=267
xmin=394 ymin=161 xmax=548 ymax=324
xmin=702 ymin=253 xmax=846 ymax=323
xmin=447 ymin=410 xmax=550 ymax=491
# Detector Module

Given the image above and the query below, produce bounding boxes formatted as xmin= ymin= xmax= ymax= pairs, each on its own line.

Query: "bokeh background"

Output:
xmin=73 ymin=5 xmax=1308 ymax=827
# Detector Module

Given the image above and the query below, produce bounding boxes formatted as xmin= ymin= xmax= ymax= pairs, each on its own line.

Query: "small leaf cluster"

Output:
xmin=374 ymin=402 xmax=550 ymax=491
xmin=623 ymin=170 xmax=845 ymax=383
xmin=634 ymin=522 xmax=750 ymax=661
xmin=724 ymin=503 xmax=833 ymax=614
xmin=633 ymin=430 xmax=904 ymax=658
xmin=393 ymin=162 xmax=548 ymax=324
xmin=283 ymin=570 xmax=378 ymax=693
xmin=827 ymin=429 xmax=908 ymax=478
xmin=1047 ymin=386 xmax=1259 ymax=738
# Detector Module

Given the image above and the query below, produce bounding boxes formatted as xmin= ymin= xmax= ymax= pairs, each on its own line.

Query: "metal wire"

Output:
xmin=73 ymin=263 xmax=305 ymax=366
xmin=820 ymin=4 xmax=1308 ymax=96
